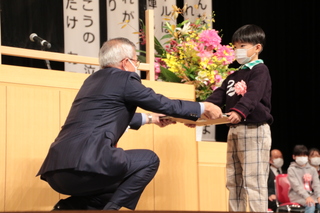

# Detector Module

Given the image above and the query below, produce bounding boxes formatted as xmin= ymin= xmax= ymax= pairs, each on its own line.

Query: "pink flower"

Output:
xmin=304 ymin=173 xmax=312 ymax=182
xmin=198 ymin=29 xmax=221 ymax=49
xmin=197 ymin=50 xmax=213 ymax=59
xmin=154 ymin=57 xmax=167 ymax=80
xmin=139 ymin=29 xmax=146 ymax=45
xmin=213 ymin=45 xmax=235 ymax=65
xmin=154 ymin=63 xmax=160 ymax=80
xmin=234 ymin=80 xmax=247 ymax=96
xmin=215 ymin=73 xmax=223 ymax=83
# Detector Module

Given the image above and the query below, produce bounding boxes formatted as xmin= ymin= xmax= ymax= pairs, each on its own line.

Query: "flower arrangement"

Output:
xmin=132 ymin=5 xmax=236 ymax=101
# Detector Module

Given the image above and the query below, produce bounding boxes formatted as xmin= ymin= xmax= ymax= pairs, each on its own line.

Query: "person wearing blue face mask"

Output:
xmin=288 ymin=145 xmax=320 ymax=213
xmin=206 ymin=24 xmax=272 ymax=212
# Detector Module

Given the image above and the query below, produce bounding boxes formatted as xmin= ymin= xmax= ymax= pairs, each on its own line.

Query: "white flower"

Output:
xmin=175 ymin=22 xmax=191 ymax=35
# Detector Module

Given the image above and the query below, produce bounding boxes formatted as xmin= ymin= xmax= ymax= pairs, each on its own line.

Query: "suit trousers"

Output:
xmin=43 ymin=149 xmax=160 ymax=210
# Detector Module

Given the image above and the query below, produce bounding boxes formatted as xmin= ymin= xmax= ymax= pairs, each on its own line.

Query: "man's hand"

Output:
xmin=268 ymin=194 xmax=276 ymax=201
xmin=184 ymin=123 xmax=196 ymax=128
xmin=148 ymin=113 xmax=176 ymax=127
xmin=202 ymin=102 xmax=222 ymax=120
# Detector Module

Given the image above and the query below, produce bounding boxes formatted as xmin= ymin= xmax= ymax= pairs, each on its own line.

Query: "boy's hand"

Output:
xmin=306 ymin=196 xmax=315 ymax=206
xmin=226 ymin=111 xmax=242 ymax=124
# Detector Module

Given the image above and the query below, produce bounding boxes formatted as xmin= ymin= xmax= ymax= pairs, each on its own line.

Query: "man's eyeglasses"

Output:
xmin=128 ymin=58 xmax=140 ymax=67
xmin=121 ymin=58 xmax=140 ymax=68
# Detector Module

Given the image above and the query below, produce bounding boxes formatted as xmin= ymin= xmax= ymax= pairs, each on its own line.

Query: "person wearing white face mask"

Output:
xmin=37 ymin=37 xmax=223 ymax=211
xmin=206 ymin=24 xmax=272 ymax=212
xmin=268 ymin=149 xmax=285 ymax=211
xmin=288 ymin=145 xmax=320 ymax=213
xmin=308 ymin=148 xmax=320 ymax=177
xmin=270 ymin=149 xmax=284 ymax=175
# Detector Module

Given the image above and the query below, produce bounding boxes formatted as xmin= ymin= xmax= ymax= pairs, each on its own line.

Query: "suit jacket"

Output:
xmin=37 ymin=68 xmax=201 ymax=178
xmin=268 ymin=169 xmax=276 ymax=196
xmin=268 ymin=167 xmax=287 ymax=196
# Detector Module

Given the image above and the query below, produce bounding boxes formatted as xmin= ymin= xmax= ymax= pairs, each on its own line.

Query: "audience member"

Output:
xmin=288 ymin=145 xmax=320 ymax=213
xmin=308 ymin=148 xmax=320 ymax=177
xmin=268 ymin=149 xmax=284 ymax=211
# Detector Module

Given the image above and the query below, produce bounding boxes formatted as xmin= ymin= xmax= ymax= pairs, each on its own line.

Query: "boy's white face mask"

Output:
xmin=235 ymin=45 xmax=256 ymax=64
xmin=295 ymin=156 xmax=308 ymax=166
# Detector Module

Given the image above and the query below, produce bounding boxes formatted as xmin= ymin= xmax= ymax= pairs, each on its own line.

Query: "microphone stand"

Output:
xmin=41 ymin=46 xmax=52 ymax=70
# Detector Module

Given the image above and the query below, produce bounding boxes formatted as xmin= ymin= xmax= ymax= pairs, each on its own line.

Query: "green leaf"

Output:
xmin=164 ymin=22 xmax=174 ymax=34
xmin=161 ymin=34 xmax=173 ymax=40
xmin=136 ymin=49 xmax=146 ymax=54
xmin=154 ymin=37 xmax=165 ymax=56
xmin=195 ymin=18 xmax=201 ymax=25
xmin=176 ymin=20 xmax=189 ymax=28
xmin=160 ymin=66 xmax=181 ymax=83
xmin=137 ymin=55 xmax=146 ymax=63
xmin=181 ymin=64 xmax=197 ymax=81
xmin=139 ymin=19 xmax=146 ymax=30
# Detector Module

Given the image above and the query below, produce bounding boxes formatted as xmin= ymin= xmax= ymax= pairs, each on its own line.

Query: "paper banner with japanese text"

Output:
xmin=63 ymin=0 xmax=100 ymax=74
xmin=106 ymin=0 xmax=139 ymax=46
xmin=146 ymin=0 xmax=176 ymax=47
xmin=106 ymin=0 xmax=140 ymax=75
xmin=183 ymin=0 xmax=212 ymax=22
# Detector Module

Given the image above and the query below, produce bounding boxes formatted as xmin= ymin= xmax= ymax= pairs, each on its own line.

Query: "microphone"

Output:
xmin=29 ymin=33 xmax=51 ymax=49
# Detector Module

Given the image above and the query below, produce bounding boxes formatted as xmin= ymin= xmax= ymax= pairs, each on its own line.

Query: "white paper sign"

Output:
xmin=146 ymin=0 xmax=176 ymax=47
xmin=63 ymin=0 xmax=100 ymax=74
xmin=183 ymin=0 xmax=212 ymax=22
xmin=106 ymin=0 xmax=139 ymax=44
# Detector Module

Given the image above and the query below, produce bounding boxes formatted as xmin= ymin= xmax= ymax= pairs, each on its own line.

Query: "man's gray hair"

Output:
xmin=99 ymin=37 xmax=136 ymax=68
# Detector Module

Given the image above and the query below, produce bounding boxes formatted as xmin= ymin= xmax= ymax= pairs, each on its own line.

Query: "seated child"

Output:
xmin=308 ymin=148 xmax=320 ymax=177
xmin=288 ymin=145 xmax=320 ymax=213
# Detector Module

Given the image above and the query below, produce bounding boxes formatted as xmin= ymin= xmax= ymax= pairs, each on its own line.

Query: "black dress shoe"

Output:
xmin=52 ymin=197 xmax=88 ymax=210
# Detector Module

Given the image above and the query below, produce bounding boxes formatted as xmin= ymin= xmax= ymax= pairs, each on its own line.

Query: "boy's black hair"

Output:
xmin=293 ymin=145 xmax=308 ymax=156
xmin=232 ymin=24 xmax=266 ymax=48
xmin=309 ymin=147 xmax=320 ymax=156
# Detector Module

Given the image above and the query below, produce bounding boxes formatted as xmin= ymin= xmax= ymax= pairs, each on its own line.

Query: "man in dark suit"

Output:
xmin=37 ymin=37 xmax=222 ymax=210
xmin=268 ymin=149 xmax=284 ymax=211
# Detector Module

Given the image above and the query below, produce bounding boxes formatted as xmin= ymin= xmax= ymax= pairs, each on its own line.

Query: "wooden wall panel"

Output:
xmin=5 ymin=85 xmax=60 ymax=211
xmin=154 ymin=123 xmax=198 ymax=210
xmin=198 ymin=165 xmax=228 ymax=211
xmin=141 ymin=80 xmax=195 ymax=101
xmin=1 ymin=64 xmax=230 ymax=212
xmin=197 ymin=142 xmax=228 ymax=211
xmin=0 ymin=85 xmax=6 ymax=211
